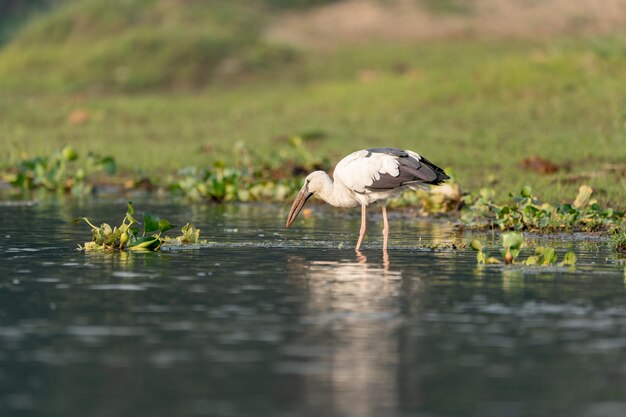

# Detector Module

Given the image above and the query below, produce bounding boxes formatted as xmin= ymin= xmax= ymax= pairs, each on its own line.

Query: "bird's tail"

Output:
xmin=418 ymin=156 xmax=450 ymax=185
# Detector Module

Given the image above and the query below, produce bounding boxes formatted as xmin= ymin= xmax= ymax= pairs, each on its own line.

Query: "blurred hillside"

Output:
xmin=269 ymin=0 xmax=626 ymax=46
xmin=0 ymin=0 xmax=302 ymax=92
xmin=2 ymin=0 xmax=626 ymax=93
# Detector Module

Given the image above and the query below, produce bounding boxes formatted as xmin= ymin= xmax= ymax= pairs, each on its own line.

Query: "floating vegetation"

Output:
xmin=423 ymin=239 xmax=467 ymax=251
xmin=74 ymin=202 xmax=203 ymax=252
xmin=3 ymin=145 xmax=116 ymax=195
xmin=166 ymin=136 xmax=326 ymax=202
xmin=166 ymin=164 xmax=301 ymax=202
xmin=2 ymin=143 xmax=624 ymax=241
xmin=163 ymin=223 xmax=203 ymax=246
xmin=470 ymin=232 xmax=577 ymax=266
xmin=389 ymin=179 xmax=462 ymax=214
xmin=469 ymin=239 xmax=502 ymax=265
xmin=462 ymin=185 xmax=624 ymax=232
xmin=610 ymin=225 xmax=626 ymax=253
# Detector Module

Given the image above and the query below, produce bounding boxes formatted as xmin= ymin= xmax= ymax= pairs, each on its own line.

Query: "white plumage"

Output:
xmin=286 ymin=147 xmax=449 ymax=251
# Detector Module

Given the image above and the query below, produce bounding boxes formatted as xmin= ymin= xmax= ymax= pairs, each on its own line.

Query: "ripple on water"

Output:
xmin=1 ymin=201 xmax=625 ymax=417
xmin=66 ymin=325 xmax=143 ymax=337
xmin=88 ymin=284 xmax=146 ymax=291
xmin=36 ymin=278 xmax=60 ymax=283
xmin=111 ymin=271 xmax=152 ymax=278
xmin=6 ymin=248 xmax=44 ymax=253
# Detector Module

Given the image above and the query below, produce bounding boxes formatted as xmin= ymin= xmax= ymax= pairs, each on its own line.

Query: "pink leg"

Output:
xmin=382 ymin=205 xmax=389 ymax=251
xmin=355 ymin=204 xmax=367 ymax=251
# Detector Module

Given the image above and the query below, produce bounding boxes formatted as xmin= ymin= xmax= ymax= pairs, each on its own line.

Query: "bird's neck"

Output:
xmin=316 ymin=174 xmax=359 ymax=208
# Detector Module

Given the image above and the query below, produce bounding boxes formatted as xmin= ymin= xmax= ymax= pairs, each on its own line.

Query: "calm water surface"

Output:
xmin=0 ymin=199 xmax=625 ymax=417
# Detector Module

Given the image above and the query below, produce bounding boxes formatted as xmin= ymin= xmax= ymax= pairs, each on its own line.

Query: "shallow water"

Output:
xmin=1 ymin=199 xmax=625 ymax=417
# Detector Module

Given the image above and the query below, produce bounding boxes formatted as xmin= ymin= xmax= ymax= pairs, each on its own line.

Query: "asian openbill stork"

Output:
xmin=285 ymin=147 xmax=449 ymax=251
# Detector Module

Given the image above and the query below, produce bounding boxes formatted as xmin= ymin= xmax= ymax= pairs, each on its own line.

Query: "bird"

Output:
xmin=285 ymin=147 xmax=450 ymax=251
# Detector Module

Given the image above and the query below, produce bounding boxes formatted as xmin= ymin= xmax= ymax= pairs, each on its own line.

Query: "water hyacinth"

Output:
xmin=166 ymin=164 xmax=303 ymax=203
xmin=74 ymin=201 xmax=138 ymax=251
xmin=469 ymin=239 xmax=501 ymax=265
xmin=75 ymin=202 xmax=202 ymax=252
xmin=610 ymin=225 xmax=626 ymax=253
xmin=4 ymin=145 xmax=115 ymax=195
xmin=3 ymin=145 xmax=623 ymax=244
xmin=462 ymin=185 xmax=624 ymax=232
xmin=470 ymin=232 xmax=577 ymax=267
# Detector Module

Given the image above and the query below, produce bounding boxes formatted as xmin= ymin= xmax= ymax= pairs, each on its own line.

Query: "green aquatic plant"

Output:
xmin=162 ymin=223 xmax=204 ymax=245
xmin=424 ymin=239 xmax=467 ymax=251
xmin=167 ymin=161 xmax=303 ymax=203
xmin=75 ymin=202 xmax=201 ymax=252
xmin=389 ymin=176 xmax=462 ymax=214
xmin=610 ymin=225 xmax=626 ymax=253
xmin=74 ymin=201 xmax=138 ymax=251
xmin=168 ymin=165 xmax=260 ymax=202
xmin=470 ymin=232 xmax=577 ymax=266
xmin=166 ymin=163 xmax=295 ymax=203
xmin=3 ymin=142 xmax=623 ymax=238
xmin=4 ymin=145 xmax=116 ymax=194
xmin=166 ymin=136 xmax=330 ymax=202
xmin=524 ymin=247 xmax=577 ymax=267
xmin=462 ymin=185 xmax=624 ymax=232
xmin=501 ymin=231 xmax=524 ymax=264
xmin=469 ymin=239 xmax=501 ymax=265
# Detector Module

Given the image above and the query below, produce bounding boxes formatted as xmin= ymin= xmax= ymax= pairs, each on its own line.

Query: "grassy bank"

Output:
xmin=2 ymin=37 xmax=626 ymax=205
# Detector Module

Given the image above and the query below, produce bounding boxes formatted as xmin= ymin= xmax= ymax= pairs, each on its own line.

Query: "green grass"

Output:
xmin=0 ymin=0 xmax=298 ymax=92
xmin=2 ymin=36 xmax=626 ymax=205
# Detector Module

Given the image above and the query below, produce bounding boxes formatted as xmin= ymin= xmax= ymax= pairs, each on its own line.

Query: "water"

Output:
xmin=0 ymin=199 xmax=625 ymax=417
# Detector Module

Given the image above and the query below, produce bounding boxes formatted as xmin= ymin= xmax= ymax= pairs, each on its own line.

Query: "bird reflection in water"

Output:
xmin=283 ymin=251 xmax=409 ymax=417
xmin=355 ymin=248 xmax=389 ymax=271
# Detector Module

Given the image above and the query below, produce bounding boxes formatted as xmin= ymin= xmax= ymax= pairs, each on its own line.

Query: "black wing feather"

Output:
xmin=365 ymin=148 xmax=449 ymax=190
xmin=366 ymin=147 xmax=408 ymax=158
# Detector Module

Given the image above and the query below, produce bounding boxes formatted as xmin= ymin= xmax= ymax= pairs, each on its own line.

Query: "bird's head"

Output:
xmin=285 ymin=171 xmax=326 ymax=228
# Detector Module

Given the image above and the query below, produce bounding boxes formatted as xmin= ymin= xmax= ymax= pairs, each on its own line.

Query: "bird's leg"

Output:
xmin=382 ymin=205 xmax=389 ymax=251
xmin=356 ymin=249 xmax=367 ymax=264
xmin=355 ymin=204 xmax=367 ymax=251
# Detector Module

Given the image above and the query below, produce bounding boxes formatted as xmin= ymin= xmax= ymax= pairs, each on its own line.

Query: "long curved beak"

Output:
xmin=286 ymin=186 xmax=313 ymax=228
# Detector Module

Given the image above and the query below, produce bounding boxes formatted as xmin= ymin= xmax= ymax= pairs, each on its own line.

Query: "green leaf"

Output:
xmin=560 ymin=252 xmax=577 ymax=266
xmin=124 ymin=202 xmax=138 ymax=225
xmin=476 ymin=251 xmax=487 ymax=264
xmin=73 ymin=217 xmax=99 ymax=231
xmin=127 ymin=236 xmax=162 ymax=251
xmin=469 ymin=239 xmax=483 ymax=251
xmin=158 ymin=219 xmax=175 ymax=233
xmin=525 ymin=256 xmax=539 ymax=266
xmin=61 ymin=145 xmax=78 ymax=161
xmin=520 ymin=186 xmax=532 ymax=198
xmin=143 ymin=212 xmax=161 ymax=234
xmin=143 ymin=211 xmax=175 ymax=234
xmin=98 ymin=157 xmax=117 ymax=175
xmin=541 ymin=247 xmax=557 ymax=265
xmin=502 ymin=232 xmax=524 ymax=251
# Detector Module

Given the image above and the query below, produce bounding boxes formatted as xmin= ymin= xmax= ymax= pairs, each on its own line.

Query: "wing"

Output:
xmin=333 ymin=148 xmax=449 ymax=193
